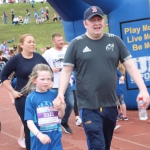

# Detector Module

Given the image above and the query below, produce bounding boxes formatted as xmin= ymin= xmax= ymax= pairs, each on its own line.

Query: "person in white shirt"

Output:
xmin=13 ymin=16 xmax=19 ymax=25
xmin=43 ymin=33 xmax=74 ymax=134
xmin=22 ymin=16 xmax=28 ymax=25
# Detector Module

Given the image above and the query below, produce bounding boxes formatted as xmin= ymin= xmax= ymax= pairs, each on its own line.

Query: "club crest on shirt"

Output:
xmin=106 ymin=44 xmax=114 ymax=51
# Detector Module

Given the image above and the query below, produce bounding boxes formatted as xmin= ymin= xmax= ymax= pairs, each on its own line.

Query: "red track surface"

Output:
xmin=0 ymin=85 xmax=150 ymax=150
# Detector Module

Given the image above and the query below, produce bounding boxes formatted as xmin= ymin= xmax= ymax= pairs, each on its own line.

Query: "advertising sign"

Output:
xmin=120 ymin=18 xmax=150 ymax=89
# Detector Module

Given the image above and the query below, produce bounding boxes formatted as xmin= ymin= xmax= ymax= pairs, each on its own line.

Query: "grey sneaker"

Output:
xmin=121 ymin=116 xmax=129 ymax=121
xmin=117 ymin=113 xmax=123 ymax=120
xmin=61 ymin=122 xmax=72 ymax=134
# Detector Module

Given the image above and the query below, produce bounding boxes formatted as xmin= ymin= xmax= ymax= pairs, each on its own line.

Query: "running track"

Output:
xmin=0 ymin=85 xmax=150 ymax=150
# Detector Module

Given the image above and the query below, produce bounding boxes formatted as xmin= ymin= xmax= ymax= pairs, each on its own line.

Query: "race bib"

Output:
xmin=36 ymin=106 xmax=59 ymax=126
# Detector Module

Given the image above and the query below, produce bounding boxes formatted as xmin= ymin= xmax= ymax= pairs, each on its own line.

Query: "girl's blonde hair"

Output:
xmin=118 ymin=61 xmax=125 ymax=76
xmin=21 ymin=64 xmax=52 ymax=95
xmin=17 ymin=34 xmax=33 ymax=53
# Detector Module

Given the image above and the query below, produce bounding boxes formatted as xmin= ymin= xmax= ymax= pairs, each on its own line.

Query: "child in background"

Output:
xmin=31 ymin=0 xmax=34 ymax=8
xmin=116 ymin=62 xmax=128 ymax=121
xmin=64 ymin=42 xmax=82 ymax=126
xmin=71 ymin=71 xmax=82 ymax=126
xmin=52 ymin=13 xmax=58 ymax=22
xmin=114 ymin=68 xmax=123 ymax=131
xmin=22 ymin=16 xmax=28 ymax=25
xmin=23 ymin=64 xmax=66 ymax=150
xmin=8 ymin=37 xmax=14 ymax=43
xmin=45 ymin=6 xmax=49 ymax=20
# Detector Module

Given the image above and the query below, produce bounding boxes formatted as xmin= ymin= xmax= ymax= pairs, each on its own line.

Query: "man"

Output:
xmin=42 ymin=33 xmax=74 ymax=134
xmin=55 ymin=6 xmax=150 ymax=150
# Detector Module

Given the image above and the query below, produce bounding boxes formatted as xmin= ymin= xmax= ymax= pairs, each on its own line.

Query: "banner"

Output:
xmin=120 ymin=18 xmax=150 ymax=89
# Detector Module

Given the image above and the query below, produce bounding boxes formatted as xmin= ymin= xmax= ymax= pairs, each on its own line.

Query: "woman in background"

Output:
xmin=1 ymin=34 xmax=51 ymax=150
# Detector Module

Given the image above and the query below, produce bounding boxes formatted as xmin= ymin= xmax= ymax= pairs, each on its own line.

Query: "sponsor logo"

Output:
xmin=106 ymin=44 xmax=114 ymax=51
xmin=83 ymin=46 xmax=91 ymax=53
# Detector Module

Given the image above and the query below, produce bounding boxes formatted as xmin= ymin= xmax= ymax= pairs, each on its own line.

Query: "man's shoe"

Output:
xmin=61 ymin=122 xmax=72 ymax=134
xmin=75 ymin=118 xmax=82 ymax=126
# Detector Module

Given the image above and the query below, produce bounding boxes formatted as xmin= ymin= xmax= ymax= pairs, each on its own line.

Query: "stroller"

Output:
xmin=0 ymin=61 xmax=6 ymax=85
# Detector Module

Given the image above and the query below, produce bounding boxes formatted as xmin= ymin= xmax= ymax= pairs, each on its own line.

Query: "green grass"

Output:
xmin=0 ymin=2 xmax=64 ymax=51
xmin=0 ymin=2 xmax=108 ymax=52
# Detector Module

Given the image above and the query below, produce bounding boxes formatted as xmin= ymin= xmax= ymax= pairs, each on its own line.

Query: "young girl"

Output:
xmin=23 ymin=64 xmax=65 ymax=150
xmin=116 ymin=62 xmax=128 ymax=121
xmin=71 ymin=71 xmax=82 ymax=126
xmin=52 ymin=13 xmax=58 ymax=22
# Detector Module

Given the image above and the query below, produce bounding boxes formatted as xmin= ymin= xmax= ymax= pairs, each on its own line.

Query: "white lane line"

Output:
xmin=0 ymin=107 xmax=15 ymax=111
xmin=122 ymin=122 xmax=134 ymax=124
xmin=128 ymin=117 xmax=142 ymax=120
xmin=0 ymin=96 xmax=11 ymax=98
xmin=113 ymin=136 xmax=150 ymax=148
xmin=133 ymin=132 xmax=150 ymax=137
xmin=1 ymin=131 xmax=18 ymax=140
xmin=0 ymin=143 xmax=8 ymax=146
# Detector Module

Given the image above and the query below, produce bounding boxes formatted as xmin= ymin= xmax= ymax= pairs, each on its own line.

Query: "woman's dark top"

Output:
xmin=1 ymin=52 xmax=49 ymax=92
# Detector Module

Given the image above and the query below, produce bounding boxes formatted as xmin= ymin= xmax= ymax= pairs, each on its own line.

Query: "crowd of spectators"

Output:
xmin=0 ymin=41 xmax=17 ymax=61
xmin=0 ymin=0 xmax=46 ymax=4
xmin=2 ymin=6 xmax=53 ymax=25
xmin=1 ymin=0 xmax=61 ymax=25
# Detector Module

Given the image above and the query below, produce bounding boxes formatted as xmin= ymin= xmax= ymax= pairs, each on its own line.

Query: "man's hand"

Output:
xmin=53 ymin=97 xmax=62 ymax=110
xmin=137 ymin=91 xmax=150 ymax=109
xmin=53 ymin=93 xmax=65 ymax=110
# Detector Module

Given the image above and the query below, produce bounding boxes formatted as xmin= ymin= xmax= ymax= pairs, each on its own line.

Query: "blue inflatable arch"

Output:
xmin=47 ymin=0 xmax=150 ymax=110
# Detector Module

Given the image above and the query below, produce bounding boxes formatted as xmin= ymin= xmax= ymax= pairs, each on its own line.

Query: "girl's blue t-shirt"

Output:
xmin=116 ymin=69 xmax=125 ymax=96
xmin=24 ymin=89 xmax=62 ymax=150
xmin=71 ymin=71 xmax=76 ymax=90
